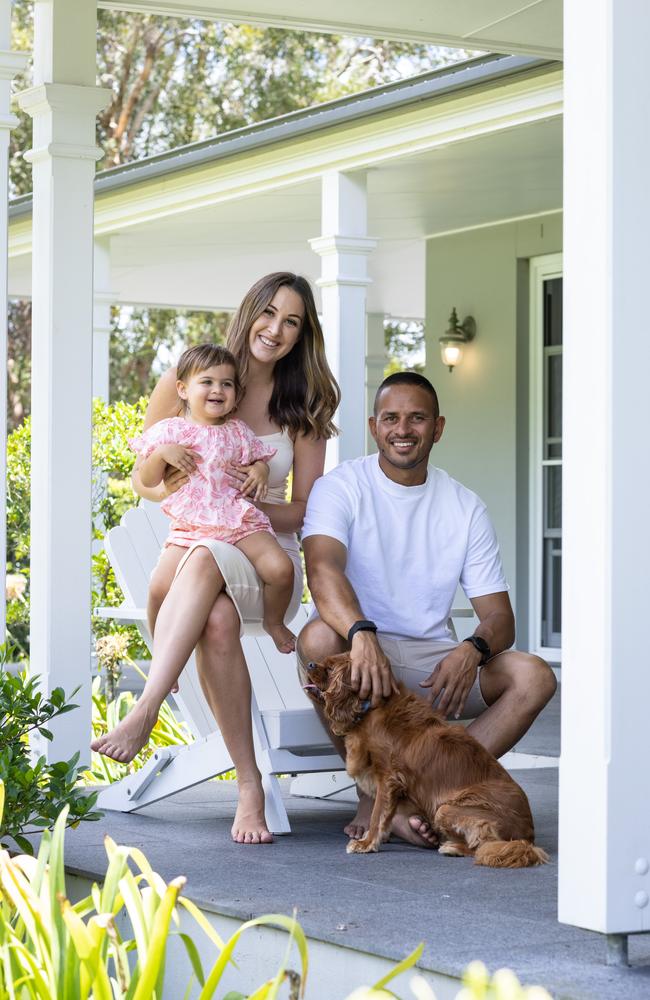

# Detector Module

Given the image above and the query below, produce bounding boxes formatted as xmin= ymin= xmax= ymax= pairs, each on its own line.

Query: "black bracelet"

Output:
xmin=347 ymin=619 xmax=378 ymax=643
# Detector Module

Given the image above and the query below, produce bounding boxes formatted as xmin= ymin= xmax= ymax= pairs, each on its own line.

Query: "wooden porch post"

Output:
xmin=560 ymin=0 xmax=650 ymax=937
xmin=93 ymin=238 xmax=113 ymax=402
xmin=310 ymin=170 xmax=376 ymax=465
xmin=17 ymin=0 xmax=110 ymax=761
xmin=0 ymin=3 xmax=27 ymax=640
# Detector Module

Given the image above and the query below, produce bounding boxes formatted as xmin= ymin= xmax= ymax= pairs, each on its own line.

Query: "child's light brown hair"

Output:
xmin=176 ymin=344 xmax=243 ymax=405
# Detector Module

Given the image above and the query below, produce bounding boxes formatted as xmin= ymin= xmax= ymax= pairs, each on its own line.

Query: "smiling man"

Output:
xmin=297 ymin=371 xmax=557 ymax=846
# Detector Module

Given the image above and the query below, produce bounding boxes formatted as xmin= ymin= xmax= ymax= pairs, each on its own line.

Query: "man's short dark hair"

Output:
xmin=374 ymin=371 xmax=440 ymax=418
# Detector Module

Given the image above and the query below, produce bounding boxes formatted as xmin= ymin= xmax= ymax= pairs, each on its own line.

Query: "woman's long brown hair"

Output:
xmin=225 ymin=272 xmax=340 ymax=439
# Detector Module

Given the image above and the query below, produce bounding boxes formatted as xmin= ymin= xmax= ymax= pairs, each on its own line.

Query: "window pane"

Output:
xmin=544 ymin=465 xmax=562 ymax=531
xmin=547 ymin=353 xmax=563 ymax=443
xmin=539 ymin=274 xmax=563 ymax=651
xmin=543 ymin=277 xmax=563 ymax=347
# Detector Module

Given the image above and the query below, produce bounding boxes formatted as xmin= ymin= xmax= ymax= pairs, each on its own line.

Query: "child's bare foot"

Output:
xmin=90 ymin=702 xmax=157 ymax=763
xmin=231 ymin=779 xmax=274 ymax=844
xmin=264 ymin=620 xmax=296 ymax=653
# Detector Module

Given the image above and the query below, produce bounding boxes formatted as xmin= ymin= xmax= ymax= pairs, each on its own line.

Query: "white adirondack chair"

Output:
xmin=94 ymin=501 xmax=345 ymax=834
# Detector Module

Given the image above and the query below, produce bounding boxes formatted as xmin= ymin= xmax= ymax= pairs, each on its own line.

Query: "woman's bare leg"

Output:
xmin=147 ymin=545 xmax=186 ymax=693
xmin=195 ymin=594 xmax=273 ymax=844
xmin=92 ymin=546 xmax=226 ymax=762
xmin=235 ymin=532 xmax=296 ymax=652
xmin=147 ymin=545 xmax=186 ymax=635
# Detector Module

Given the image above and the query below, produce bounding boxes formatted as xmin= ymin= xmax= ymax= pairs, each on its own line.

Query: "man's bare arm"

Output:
xmin=468 ymin=590 xmax=515 ymax=652
xmin=421 ymin=590 xmax=515 ymax=718
xmin=303 ymin=534 xmax=395 ymax=705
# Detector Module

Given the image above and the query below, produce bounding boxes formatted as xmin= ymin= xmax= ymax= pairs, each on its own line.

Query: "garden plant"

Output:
xmin=0 ymin=658 xmax=100 ymax=855
xmin=0 ymin=782 xmax=552 ymax=999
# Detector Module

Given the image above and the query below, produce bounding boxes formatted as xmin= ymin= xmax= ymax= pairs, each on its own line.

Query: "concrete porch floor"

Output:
xmin=61 ymin=689 xmax=650 ymax=1000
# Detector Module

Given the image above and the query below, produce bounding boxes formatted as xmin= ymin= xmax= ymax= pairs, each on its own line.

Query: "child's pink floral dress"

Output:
xmin=130 ymin=417 xmax=277 ymax=547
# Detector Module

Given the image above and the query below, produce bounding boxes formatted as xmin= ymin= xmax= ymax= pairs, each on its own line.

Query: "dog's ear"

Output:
xmin=323 ymin=658 xmax=359 ymax=735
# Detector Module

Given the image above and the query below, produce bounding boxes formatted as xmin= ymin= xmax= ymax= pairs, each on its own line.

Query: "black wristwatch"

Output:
xmin=347 ymin=619 xmax=378 ymax=643
xmin=463 ymin=635 xmax=491 ymax=665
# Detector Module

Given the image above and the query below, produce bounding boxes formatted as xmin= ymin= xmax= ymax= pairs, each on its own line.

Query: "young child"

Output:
xmin=131 ymin=342 xmax=296 ymax=653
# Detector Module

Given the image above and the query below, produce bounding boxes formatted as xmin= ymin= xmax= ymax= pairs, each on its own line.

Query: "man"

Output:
xmin=298 ymin=371 xmax=557 ymax=846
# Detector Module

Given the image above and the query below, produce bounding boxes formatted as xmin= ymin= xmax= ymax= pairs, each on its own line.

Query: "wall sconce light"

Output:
xmin=439 ymin=308 xmax=476 ymax=371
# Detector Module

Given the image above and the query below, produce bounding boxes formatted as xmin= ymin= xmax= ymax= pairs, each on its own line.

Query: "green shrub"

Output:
xmin=0 ymin=662 xmax=100 ymax=854
xmin=5 ymin=398 xmax=150 ymax=661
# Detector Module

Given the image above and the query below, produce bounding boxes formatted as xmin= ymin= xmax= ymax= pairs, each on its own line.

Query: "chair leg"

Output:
xmin=250 ymin=692 xmax=291 ymax=834
xmin=261 ymin=770 xmax=291 ymax=835
xmin=96 ymin=732 xmax=234 ymax=812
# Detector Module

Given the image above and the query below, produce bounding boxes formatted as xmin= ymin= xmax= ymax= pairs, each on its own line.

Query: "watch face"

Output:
xmin=473 ymin=636 xmax=490 ymax=654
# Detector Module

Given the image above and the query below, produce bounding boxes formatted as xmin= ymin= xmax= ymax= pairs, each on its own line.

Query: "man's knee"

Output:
xmin=297 ymin=617 xmax=346 ymax=669
xmin=506 ymin=651 xmax=557 ymax=708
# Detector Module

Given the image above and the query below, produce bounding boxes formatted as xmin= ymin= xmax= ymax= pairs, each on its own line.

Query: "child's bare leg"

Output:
xmin=91 ymin=546 xmax=226 ymax=762
xmin=148 ymin=545 xmax=186 ymax=693
xmin=235 ymin=531 xmax=296 ymax=653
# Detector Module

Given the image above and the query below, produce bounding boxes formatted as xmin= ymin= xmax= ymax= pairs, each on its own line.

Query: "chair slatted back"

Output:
xmin=104 ymin=505 xmax=321 ymax=742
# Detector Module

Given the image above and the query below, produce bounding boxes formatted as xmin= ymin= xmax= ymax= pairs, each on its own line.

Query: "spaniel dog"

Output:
xmin=305 ymin=653 xmax=548 ymax=867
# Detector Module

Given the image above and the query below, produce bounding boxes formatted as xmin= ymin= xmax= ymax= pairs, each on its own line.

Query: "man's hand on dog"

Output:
xmin=420 ymin=643 xmax=483 ymax=719
xmin=349 ymin=631 xmax=398 ymax=707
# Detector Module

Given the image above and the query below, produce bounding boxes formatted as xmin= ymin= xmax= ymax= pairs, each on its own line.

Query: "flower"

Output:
xmin=5 ymin=573 xmax=27 ymax=601
xmin=95 ymin=633 xmax=131 ymax=670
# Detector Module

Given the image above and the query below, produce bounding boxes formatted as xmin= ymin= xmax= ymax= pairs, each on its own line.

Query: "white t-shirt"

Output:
xmin=302 ymin=454 xmax=508 ymax=641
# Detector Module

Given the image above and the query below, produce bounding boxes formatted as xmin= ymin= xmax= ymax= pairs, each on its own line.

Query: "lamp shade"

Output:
xmin=439 ymin=337 xmax=464 ymax=371
xmin=438 ymin=308 xmax=476 ymax=371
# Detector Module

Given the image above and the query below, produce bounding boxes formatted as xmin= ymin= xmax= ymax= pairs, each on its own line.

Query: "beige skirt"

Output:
xmin=174 ymin=531 xmax=303 ymax=635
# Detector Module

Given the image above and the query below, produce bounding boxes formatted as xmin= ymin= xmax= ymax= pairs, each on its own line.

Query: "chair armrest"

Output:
xmin=94 ymin=605 xmax=148 ymax=624
xmin=450 ymin=607 xmax=475 ymax=618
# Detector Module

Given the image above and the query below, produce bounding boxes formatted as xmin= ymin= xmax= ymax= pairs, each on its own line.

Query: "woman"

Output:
xmin=96 ymin=272 xmax=339 ymax=844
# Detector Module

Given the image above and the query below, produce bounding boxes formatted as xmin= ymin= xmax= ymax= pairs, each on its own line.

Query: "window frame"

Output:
xmin=529 ymin=253 xmax=563 ymax=662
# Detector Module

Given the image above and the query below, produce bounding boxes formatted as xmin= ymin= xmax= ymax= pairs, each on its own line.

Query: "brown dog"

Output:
xmin=305 ymin=653 xmax=548 ymax=867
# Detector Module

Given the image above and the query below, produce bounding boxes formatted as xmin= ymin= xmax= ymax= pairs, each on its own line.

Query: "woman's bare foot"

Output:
xmin=231 ymin=779 xmax=274 ymax=844
xmin=90 ymin=702 xmax=157 ymax=763
xmin=344 ymin=793 xmax=438 ymax=848
xmin=264 ymin=620 xmax=296 ymax=654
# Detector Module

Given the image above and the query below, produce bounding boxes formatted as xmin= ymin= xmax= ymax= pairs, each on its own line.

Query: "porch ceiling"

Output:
xmin=98 ymin=0 xmax=563 ymax=60
xmin=8 ymin=117 xmax=562 ymax=318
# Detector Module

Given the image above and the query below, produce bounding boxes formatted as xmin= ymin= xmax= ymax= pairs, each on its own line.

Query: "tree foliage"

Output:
xmin=108 ymin=305 xmax=230 ymax=404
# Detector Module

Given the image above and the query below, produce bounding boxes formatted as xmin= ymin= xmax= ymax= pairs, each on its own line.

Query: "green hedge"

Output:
xmin=6 ymin=398 xmax=149 ymax=660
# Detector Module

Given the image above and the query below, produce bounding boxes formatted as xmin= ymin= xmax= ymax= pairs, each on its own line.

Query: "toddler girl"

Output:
xmin=131 ymin=342 xmax=296 ymax=653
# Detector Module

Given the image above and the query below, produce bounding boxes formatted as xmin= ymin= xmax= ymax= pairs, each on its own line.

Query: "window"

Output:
xmin=530 ymin=255 xmax=563 ymax=659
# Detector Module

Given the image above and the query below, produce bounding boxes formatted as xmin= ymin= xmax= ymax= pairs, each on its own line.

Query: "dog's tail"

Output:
xmin=474 ymin=839 xmax=549 ymax=868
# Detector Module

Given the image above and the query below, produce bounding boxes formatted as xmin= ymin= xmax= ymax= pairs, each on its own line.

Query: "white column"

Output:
xmin=310 ymin=171 xmax=376 ymax=465
xmin=93 ymin=239 xmax=113 ymax=402
xmin=560 ymin=0 xmax=650 ymax=935
xmin=365 ymin=312 xmax=385 ymax=454
xmin=17 ymin=0 xmax=110 ymax=762
xmin=0 ymin=3 xmax=28 ymax=640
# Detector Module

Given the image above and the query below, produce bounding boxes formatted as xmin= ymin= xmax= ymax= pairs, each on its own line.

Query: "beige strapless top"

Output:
xmin=259 ymin=429 xmax=293 ymax=506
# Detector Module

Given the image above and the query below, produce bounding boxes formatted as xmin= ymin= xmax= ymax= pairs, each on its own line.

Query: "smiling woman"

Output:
xmin=96 ymin=273 xmax=340 ymax=845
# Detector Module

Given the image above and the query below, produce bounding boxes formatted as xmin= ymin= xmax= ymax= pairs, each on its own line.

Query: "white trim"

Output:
xmin=425 ymin=207 xmax=561 ymax=241
xmin=528 ymin=253 xmax=563 ymax=659
xmin=97 ymin=4 xmax=563 ymax=59
xmin=7 ymin=70 xmax=562 ymax=259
